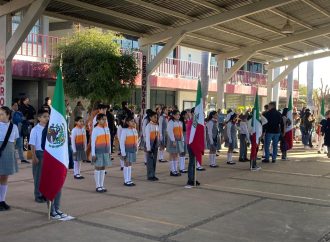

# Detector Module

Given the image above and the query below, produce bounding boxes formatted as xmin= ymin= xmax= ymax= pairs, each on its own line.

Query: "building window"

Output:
xmin=183 ymin=101 xmax=195 ymax=110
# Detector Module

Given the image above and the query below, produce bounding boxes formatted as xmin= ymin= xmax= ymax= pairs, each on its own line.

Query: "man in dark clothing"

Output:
xmin=106 ymin=106 xmax=116 ymax=153
xmin=41 ymin=97 xmax=51 ymax=113
xmin=117 ymin=101 xmax=133 ymax=124
xmin=262 ymin=101 xmax=282 ymax=163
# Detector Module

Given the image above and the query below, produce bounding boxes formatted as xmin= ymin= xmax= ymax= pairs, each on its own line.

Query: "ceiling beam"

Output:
xmin=55 ymin=0 xmax=166 ymax=29
xmin=267 ymin=51 xmax=330 ymax=69
xmin=218 ymin=25 xmax=330 ymax=59
xmin=140 ymin=0 xmax=295 ymax=45
xmin=301 ymin=0 xmax=330 ymax=17
xmin=0 ymin=0 xmax=35 ymax=17
xmin=45 ymin=11 xmax=144 ymax=37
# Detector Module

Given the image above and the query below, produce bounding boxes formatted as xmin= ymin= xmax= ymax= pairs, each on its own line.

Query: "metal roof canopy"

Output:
xmin=1 ymin=0 xmax=330 ymax=63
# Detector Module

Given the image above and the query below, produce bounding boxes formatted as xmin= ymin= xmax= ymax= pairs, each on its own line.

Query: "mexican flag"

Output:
xmin=285 ymin=93 xmax=293 ymax=150
xmin=250 ymin=91 xmax=262 ymax=161
xmin=321 ymin=97 xmax=325 ymax=119
xmin=39 ymin=69 xmax=69 ymax=201
xmin=189 ymin=80 xmax=205 ymax=164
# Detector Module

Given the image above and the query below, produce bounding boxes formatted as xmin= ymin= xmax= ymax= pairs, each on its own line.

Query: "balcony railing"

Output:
xmin=15 ymin=35 xmax=298 ymax=90
xmin=14 ymin=32 xmax=63 ymax=63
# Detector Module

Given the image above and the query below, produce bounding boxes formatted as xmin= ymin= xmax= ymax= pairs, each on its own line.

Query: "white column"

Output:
xmin=307 ymin=61 xmax=314 ymax=109
xmin=0 ymin=15 xmax=12 ymax=106
xmin=267 ymin=68 xmax=273 ymax=103
xmin=141 ymin=45 xmax=151 ymax=113
xmin=201 ymin=51 xmax=211 ymax=105
xmin=273 ymin=67 xmax=280 ymax=108
xmin=216 ymin=57 xmax=225 ymax=110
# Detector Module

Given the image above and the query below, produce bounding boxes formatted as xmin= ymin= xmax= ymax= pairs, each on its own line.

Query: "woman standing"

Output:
xmin=0 ymin=106 xmax=20 ymax=211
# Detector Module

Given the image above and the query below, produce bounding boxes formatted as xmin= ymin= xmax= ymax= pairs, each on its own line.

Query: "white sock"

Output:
xmin=213 ymin=154 xmax=217 ymax=165
xmin=174 ymin=160 xmax=178 ymax=172
xmin=197 ymin=161 xmax=201 ymax=168
xmin=180 ymin=157 xmax=185 ymax=170
xmin=2 ymin=185 xmax=7 ymax=202
xmin=120 ymin=159 xmax=124 ymax=168
xmin=159 ymin=150 xmax=163 ymax=160
xmin=209 ymin=154 xmax=213 ymax=165
xmin=227 ymin=153 xmax=230 ymax=162
xmin=73 ymin=161 xmax=79 ymax=176
xmin=99 ymin=170 xmax=105 ymax=188
xmin=169 ymin=160 xmax=174 ymax=172
xmin=229 ymin=153 xmax=233 ymax=162
xmin=128 ymin=166 xmax=132 ymax=183
xmin=94 ymin=170 xmax=100 ymax=188
xmin=123 ymin=167 xmax=128 ymax=183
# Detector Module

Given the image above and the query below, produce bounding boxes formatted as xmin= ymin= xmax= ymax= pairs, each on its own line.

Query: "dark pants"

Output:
xmin=328 ymin=146 xmax=330 ymax=158
xmin=111 ymin=132 xmax=115 ymax=151
xmin=33 ymin=151 xmax=44 ymax=199
xmin=147 ymin=149 xmax=158 ymax=179
xmin=187 ymin=145 xmax=196 ymax=183
xmin=50 ymin=190 xmax=62 ymax=214
xmin=239 ymin=134 xmax=248 ymax=159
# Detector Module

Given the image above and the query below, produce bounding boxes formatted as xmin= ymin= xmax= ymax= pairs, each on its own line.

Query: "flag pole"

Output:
xmin=48 ymin=201 xmax=52 ymax=220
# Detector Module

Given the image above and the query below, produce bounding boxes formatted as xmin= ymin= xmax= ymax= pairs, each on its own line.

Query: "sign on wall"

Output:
xmin=0 ymin=57 xmax=5 ymax=107
xmin=141 ymin=54 xmax=147 ymax=115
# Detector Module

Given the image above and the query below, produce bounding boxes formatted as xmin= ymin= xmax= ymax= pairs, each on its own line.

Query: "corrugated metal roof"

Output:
xmin=12 ymin=0 xmax=329 ymax=62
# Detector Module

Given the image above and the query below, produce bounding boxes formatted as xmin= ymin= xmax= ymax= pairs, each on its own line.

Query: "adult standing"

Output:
xmin=19 ymin=97 xmax=36 ymax=149
xmin=302 ymin=110 xmax=314 ymax=149
xmin=322 ymin=110 xmax=330 ymax=158
xmin=106 ymin=106 xmax=116 ymax=153
xmin=262 ymin=101 xmax=282 ymax=163
xmin=41 ymin=97 xmax=51 ymax=114
xmin=65 ymin=99 xmax=72 ymax=128
xmin=11 ymin=102 xmax=29 ymax=164
xmin=73 ymin=101 xmax=86 ymax=121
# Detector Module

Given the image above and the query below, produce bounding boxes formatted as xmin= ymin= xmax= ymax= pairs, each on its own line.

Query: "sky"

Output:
xmin=293 ymin=56 xmax=330 ymax=89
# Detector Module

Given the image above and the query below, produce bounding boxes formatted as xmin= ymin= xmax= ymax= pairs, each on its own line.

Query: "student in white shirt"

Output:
xmin=239 ymin=114 xmax=251 ymax=162
xmin=0 ymin=106 xmax=19 ymax=211
xmin=29 ymin=109 xmax=49 ymax=203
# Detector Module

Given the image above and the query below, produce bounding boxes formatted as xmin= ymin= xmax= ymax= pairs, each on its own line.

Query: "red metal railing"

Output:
xmin=15 ymin=36 xmax=298 ymax=90
xmin=14 ymin=32 xmax=63 ymax=63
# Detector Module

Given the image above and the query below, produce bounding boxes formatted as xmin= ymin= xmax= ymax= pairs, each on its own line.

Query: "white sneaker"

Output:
xmin=56 ymin=210 xmax=68 ymax=218
xmin=251 ymin=166 xmax=261 ymax=171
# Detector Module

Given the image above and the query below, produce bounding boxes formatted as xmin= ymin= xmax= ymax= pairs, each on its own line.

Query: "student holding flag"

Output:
xmin=39 ymin=70 xmax=70 ymax=219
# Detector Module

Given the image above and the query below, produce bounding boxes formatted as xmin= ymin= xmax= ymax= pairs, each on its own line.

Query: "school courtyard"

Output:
xmin=1 ymin=145 xmax=330 ymax=242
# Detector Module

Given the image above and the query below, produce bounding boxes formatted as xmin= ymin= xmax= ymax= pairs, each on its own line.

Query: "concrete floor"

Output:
xmin=1 ymin=144 xmax=330 ymax=242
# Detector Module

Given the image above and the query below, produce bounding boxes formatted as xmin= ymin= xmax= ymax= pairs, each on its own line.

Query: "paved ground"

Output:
xmin=1 ymin=144 xmax=330 ymax=242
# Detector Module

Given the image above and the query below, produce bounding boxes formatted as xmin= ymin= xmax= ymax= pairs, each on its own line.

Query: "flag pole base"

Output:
xmin=48 ymin=201 xmax=52 ymax=220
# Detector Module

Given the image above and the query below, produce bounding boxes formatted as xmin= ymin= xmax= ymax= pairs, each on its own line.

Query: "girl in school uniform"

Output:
xmin=0 ymin=106 xmax=19 ymax=211
xmin=117 ymin=119 xmax=124 ymax=171
xmin=120 ymin=115 xmax=138 ymax=186
xmin=71 ymin=116 xmax=87 ymax=179
xmin=158 ymin=106 xmax=168 ymax=163
xmin=206 ymin=111 xmax=219 ymax=168
xmin=142 ymin=109 xmax=153 ymax=165
xmin=226 ymin=112 xmax=238 ymax=165
xmin=167 ymin=110 xmax=184 ymax=176
xmin=91 ymin=113 xmax=111 ymax=193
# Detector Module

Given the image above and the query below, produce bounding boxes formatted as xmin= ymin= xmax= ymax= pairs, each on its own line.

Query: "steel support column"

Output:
xmin=216 ymin=57 xmax=225 ymax=110
xmin=201 ymin=51 xmax=211 ymax=105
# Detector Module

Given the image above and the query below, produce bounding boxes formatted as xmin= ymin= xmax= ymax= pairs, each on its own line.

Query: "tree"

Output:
xmin=51 ymin=28 xmax=139 ymax=104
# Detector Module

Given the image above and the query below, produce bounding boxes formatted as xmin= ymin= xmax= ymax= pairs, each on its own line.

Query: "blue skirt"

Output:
xmin=0 ymin=142 xmax=18 ymax=175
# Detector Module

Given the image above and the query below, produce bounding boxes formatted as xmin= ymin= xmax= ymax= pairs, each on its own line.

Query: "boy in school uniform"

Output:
xmin=29 ymin=109 xmax=49 ymax=203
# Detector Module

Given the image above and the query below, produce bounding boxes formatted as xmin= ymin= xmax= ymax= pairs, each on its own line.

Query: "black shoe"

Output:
xmin=35 ymin=197 xmax=46 ymax=203
xmin=111 ymin=157 xmax=114 ymax=161
xmin=120 ymin=167 xmax=123 ymax=171
xmin=0 ymin=201 xmax=10 ymax=210
xmin=209 ymin=164 xmax=219 ymax=168
xmin=216 ymin=153 xmax=219 ymax=156
xmin=21 ymin=160 xmax=30 ymax=164
xmin=244 ymin=158 xmax=250 ymax=162
xmin=179 ymin=169 xmax=188 ymax=173
xmin=238 ymin=158 xmax=245 ymax=162
xmin=170 ymin=171 xmax=179 ymax=177
xmin=74 ymin=175 xmax=84 ymax=179
xmin=148 ymin=177 xmax=155 ymax=181
xmin=153 ymin=176 xmax=159 ymax=181
xmin=84 ymin=160 xmax=91 ymax=163
xmin=124 ymin=182 xmax=133 ymax=187
xmin=196 ymin=167 xmax=205 ymax=171
xmin=262 ymin=159 xmax=270 ymax=163
xmin=0 ymin=202 xmax=6 ymax=211
xmin=96 ymin=187 xmax=104 ymax=193
xmin=196 ymin=181 xmax=201 ymax=186
xmin=226 ymin=161 xmax=236 ymax=165
xmin=187 ymin=180 xmax=200 ymax=186
xmin=272 ymin=160 xmax=276 ymax=163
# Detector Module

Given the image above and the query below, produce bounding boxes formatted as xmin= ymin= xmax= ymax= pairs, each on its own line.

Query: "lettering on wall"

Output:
xmin=141 ymin=55 xmax=147 ymax=115
xmin=0 ymin=57 xmax=5 ymax=106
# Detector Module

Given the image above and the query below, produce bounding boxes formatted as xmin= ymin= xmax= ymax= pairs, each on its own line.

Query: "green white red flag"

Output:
xmin=39 ymin=69 xmax=69 ymax=201
xmin=189 ymin=80 xmax=205 ymax=164
xmin=250 ymin=91 xmax=262 ymax=161
xmin=285 ymin=93 xmax=293 ymax=150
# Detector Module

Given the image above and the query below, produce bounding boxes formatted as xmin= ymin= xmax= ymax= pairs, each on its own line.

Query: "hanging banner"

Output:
xmin=141 ymin=55 xmax=147 ymax=115
xmin=0 ymin=56 xmax=5 ymax=107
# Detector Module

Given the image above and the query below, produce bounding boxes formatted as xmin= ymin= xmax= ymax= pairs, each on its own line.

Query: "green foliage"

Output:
xmin=51 ymin=28 xmax=139 ymax=104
